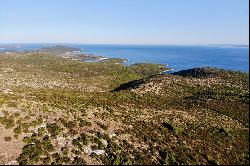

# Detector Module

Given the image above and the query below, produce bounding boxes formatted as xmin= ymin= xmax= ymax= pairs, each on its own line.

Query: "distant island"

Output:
xmin=0 ymin=46 xmax=248 ymax=165
xmin=203 ymin=44 xmax=249 ymax=48
xmin=38 ymin=45 xmax=82 ymax=54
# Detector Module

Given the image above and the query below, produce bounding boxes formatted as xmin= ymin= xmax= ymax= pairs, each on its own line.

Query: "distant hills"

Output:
xmin=204 ymin=44 xmax=249 ymax=48
xmin=38 ymin=45 xmax=82 ymax=54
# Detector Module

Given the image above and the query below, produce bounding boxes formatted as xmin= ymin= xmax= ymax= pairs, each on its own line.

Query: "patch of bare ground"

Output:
xmin=0 ymin=126 xmax=24 ymax=165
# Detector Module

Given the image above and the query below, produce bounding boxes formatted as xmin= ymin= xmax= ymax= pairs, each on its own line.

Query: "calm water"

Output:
xmin=1 ymin=44 xmax=249 ymax=72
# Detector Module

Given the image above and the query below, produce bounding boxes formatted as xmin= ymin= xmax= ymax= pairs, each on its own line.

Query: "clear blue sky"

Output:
xmin=0 ymin=0 xmax=249 ymax=44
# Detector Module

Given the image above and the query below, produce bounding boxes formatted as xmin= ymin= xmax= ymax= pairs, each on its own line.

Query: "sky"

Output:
xmin=0 ymin=0 xmax=249 ymax=45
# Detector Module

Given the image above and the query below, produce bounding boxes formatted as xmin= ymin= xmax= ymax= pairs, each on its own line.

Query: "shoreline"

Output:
xmin=0 ymin=45 xmax=248 ymax=73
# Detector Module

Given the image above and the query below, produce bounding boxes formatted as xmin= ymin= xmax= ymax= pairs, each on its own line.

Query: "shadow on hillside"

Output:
xmin=111 ymin=79 xmax=146 ymax=92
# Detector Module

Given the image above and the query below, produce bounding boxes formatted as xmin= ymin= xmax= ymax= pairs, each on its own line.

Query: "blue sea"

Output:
xmin=0 ymin=44 xmax=249 ymax=72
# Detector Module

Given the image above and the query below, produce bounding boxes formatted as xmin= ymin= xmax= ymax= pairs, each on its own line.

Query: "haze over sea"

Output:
xmin=0 ymin=44 xmax=249 ymax=72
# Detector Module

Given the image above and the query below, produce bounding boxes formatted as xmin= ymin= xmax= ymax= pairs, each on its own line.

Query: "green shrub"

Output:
xmin=91 ymin=145 xmax=98 ymax=150
xmin=23 ymin=137 xmax=32 ymax=144
xmin=80 ymin=133 xmax=90 ymax=146
xmin=42 ymin=135 xmax=54 ymax=152
xmin=0 ymin=115 xmax=15 ymax=129
xmin=158 ymin=149 xmax=177 ymax=165
xmin=19 ymin=144 xmax=43 ymax=163
xmin=65 ymin=121 xmax=76 ymax=129
xmin=38 ymin=127 xmax=46 ymax=137
xmin=21 ymin=123 xmax=30 ymax=133
xmin=73 ymin=157 xmax=87 ymax=165
xmin=69 ymin=129 xmax=78 ymax=136
xmin=79 ymin=119 xmax=92 ymax=127
xmin=46 ymin=123 xmax=62 ymax=136
xmin=42 ymin=156 xmax=51 ymax=165
xmin=14 ymin=126 xmax=22 ymax=134
xmin=17 ymin=154 xmax=29 ymax=165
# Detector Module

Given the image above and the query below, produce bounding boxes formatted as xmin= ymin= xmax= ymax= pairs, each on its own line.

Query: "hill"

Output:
xmin=0 ymin=51 xmax=249 ymax=165
xmin=38 ymin=45 xmax=81 ymax=54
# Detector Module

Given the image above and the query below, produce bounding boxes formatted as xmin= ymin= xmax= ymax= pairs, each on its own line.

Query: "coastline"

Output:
xmin=0 ymin=44 xmax=248 ymax=73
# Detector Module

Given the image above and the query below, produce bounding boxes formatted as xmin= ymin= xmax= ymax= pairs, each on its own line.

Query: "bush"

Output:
xmin=79 ymin=119 xmax=92 ymax=127
xmin=42 ymin=135 xmax=54 ymax=152
xmin=38 ymin=127 xmax=46 ymax=137
xmin=73 ymin=157 xmax=87 ymax=165
xmin=4 ymin=136 xmax=12 ymax=141
xmin=42 ymin=156 xmax=51 ymax=165
xmin=65 ymin=121 xmax=76 ymax=129
xmin=46 ymin=123 xmax=62 ymax=136
xmin=23 ymin=137 xmax=32 ymax=144
xmin=0 ymin=115 xmax=15 ymax=129
xmin=14 ymin=126 xmax=22 ymax=134
xmin=20 ymin=144 xmax=43 ymax=163
xmin=162 ymin=122 xmax=182 ymax=135
xmin=80 ymin=133 xmax=90 ymax=146
xmin=91 ymin=145 xmax=98 ymax=150
xmin=21 ymin=123 xmax=30 ymax=133
xmin=159 ymin=149 xmax=177 ymax=165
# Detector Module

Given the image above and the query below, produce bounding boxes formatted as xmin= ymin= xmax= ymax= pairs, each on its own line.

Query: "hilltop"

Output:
xmin=0 ymin=48 xmax=249 ymax=165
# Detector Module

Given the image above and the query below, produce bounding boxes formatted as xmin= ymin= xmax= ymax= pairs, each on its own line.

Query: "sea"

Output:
xmin=0 ymin=44 xmax=249 ymax=73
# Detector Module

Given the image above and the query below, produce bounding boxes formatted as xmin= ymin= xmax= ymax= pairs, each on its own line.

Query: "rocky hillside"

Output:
xmin=0 ymin=52 xmax=249 ymax=165
xmin=115 ymin=68 xmax=249 ymax=125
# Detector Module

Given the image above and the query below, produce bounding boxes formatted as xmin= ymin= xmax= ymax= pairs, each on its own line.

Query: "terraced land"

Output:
xmin=0 ymin=52 xmax=249 ymax=165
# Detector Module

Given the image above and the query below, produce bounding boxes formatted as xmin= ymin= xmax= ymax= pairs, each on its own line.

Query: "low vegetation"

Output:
xmin=0 ymin=50 xmax=249 ymax=165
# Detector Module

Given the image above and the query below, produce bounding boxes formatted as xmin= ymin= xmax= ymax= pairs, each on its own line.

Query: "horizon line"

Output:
xmin=0 ymin=42 xmax=249 ymax=46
